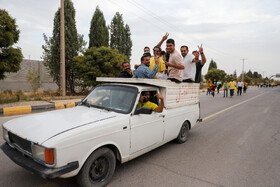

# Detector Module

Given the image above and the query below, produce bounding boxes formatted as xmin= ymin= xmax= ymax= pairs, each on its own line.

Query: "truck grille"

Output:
xmin=8 ymin=132 xmax=32 ymax=154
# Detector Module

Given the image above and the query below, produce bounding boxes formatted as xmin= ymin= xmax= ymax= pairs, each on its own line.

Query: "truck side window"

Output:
xmin=149 ymin=91 xmax=159 ymax=105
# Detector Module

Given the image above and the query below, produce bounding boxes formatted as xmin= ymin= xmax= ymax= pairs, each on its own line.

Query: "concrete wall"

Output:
xmin=0 ymin=59 xmax=59 ymax=91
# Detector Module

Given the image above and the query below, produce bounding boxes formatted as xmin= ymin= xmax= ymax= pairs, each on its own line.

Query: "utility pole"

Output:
xmin=240 ymin=58 xmax=247 ymax=81
xmin=60 ymin=0 xmax=66 ymax=96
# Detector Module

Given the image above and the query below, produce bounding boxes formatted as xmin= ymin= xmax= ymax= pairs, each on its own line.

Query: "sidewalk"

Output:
xmin=0 ymin=98 xmax=83 ymax=116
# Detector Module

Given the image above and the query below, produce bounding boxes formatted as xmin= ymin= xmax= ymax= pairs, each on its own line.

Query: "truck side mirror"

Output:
xmin=134 ymin=107 xmax=153 ymax=115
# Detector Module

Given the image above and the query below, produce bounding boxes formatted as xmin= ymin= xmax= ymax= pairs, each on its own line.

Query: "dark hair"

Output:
xmin=144 ymin=46 xmax=150 ymax=50
xmin=166 ymin=39 xmax=175 ymax=45
xmin=160 ymin=51 xmax=166 ymax=55
xmin=122 ymin=61 xmax=129 ymax=67
xmin=153 ymin=46 xmax=161 ymax=52
xmin=181 ymin=45 xmax=188 ymax=50
xmin=141 ymin=53 xmax=150 ymax=61
xmin=192 ymin=50 xmax=197 ymax=54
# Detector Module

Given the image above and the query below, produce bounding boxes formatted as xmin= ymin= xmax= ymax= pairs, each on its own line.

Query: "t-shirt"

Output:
xmin=228 ymin=81 xmax=236 ymax=89
xmin=149 ymin=57 xmax=166 ymax=73
xmin=217 ymin=81 xmax=222 ymax=87
xmin=182 ymin=53 xmax=195 ymax=81
xmin=137 ymin=101 xmax=158 ymax=110
xmin=168 ymin=49 xmax=183 ymax=81
xmin=118 ymin=71 xmax=133 ymax=78
xmin=195 ymin=60 xmax=204 ymax=83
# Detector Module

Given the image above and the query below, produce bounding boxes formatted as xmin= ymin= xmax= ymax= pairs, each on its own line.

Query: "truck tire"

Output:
xmin=77 ymin=147 xmax=116 ymax=187
xmin=176 ymin=121 xmax=189 ymax=144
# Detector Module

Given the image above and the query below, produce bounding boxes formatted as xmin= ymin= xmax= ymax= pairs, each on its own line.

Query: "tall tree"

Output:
xmin=207 ymin=59 xmax=217 ymax=71
xmin=233 ymin=70 xmax=237 ymax=79
xmin=0 ymin=9 xmax=23 ymax=80
xmin=123 ymin=24 xmax=132 ymax=60
xmin=109 ymin=12 xmax=132 ymax=59
xmin=246 ymin=69 xmax=253 ymax=78
xmin=42 ymin=0 xmax=86 ymax=93
xmin=88 ymin=6 xmax=109 ymax=48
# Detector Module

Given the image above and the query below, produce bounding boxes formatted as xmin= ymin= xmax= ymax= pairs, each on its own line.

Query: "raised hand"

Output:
xmin=162 ymin=32 xmax=169 ymax=41
xmin=198 ymin=44 xmax=203 ymax=53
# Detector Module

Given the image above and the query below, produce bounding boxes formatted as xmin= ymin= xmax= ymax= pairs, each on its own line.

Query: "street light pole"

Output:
xmin=240 ymin=58 xmax=247 ymax=81
xmin=60 ymin=0 xmax=66 ymax=96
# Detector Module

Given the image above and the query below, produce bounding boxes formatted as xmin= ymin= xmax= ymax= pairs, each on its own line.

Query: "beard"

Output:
xmin=143 ymin=98 xmax=149 ymax=103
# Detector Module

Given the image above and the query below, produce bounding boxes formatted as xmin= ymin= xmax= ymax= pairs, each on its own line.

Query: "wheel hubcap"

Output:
xmin=90 ymin=157 xmax=109 ymax=182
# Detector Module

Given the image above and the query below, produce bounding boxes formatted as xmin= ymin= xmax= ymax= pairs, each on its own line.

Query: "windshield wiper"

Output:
xmin=80 ymin=99 xmax=91 ymax=108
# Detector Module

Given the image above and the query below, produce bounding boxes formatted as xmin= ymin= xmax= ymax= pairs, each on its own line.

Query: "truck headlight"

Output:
xmin=2 ymin=128 xmax=10 ymax=142
xmin=31 ymin=144 xmax=55 ymax=165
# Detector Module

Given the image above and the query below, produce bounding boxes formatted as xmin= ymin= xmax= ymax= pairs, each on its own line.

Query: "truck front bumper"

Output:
xmin=1 ymin=143 xmax=79 ymax=179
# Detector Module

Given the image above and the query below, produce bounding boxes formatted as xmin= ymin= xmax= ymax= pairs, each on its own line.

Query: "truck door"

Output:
xmin=129 ymin=90 xmax=165 ymax=154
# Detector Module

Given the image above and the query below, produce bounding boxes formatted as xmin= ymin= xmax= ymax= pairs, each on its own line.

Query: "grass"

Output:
xmin=0 ymin=90 xmax=86 ymax=105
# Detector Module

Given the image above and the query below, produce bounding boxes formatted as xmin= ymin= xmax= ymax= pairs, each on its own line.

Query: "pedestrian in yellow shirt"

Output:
xmin=206 ymin=79 xmax=212 ymax=95
xmin=228 ymin=78 xmax=237 ymax=98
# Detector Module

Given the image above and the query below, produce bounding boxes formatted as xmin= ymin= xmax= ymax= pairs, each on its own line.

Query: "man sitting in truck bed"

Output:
xmin=138 ymin=91 xmax=164 ymax=113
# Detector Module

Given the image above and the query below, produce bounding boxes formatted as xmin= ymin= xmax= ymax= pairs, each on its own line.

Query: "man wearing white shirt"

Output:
xmin=181 ymin=46 xmax=198 ymax=83
xmin=237 ymin=79 xmax=244 ymax=96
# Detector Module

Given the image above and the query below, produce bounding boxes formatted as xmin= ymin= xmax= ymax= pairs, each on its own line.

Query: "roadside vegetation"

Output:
xmin=0 ymin=90 xmax=87 ymax=105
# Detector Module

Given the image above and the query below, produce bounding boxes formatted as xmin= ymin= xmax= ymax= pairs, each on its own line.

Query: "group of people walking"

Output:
xmin=118 ymin=33 xmax=206 ymax=84
xmin=206 ymin=78 xmax=248 ymax=98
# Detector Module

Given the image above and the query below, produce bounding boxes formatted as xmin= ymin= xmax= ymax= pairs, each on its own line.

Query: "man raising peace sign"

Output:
xmin=193 ymin=44 xmax=206 ymax=83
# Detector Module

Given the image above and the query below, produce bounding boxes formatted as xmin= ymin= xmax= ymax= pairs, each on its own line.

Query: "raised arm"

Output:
xmin=156 ymin=32 xmax=169 ymax=48
xmin=198 ymin=44 xmax=206 ymax=65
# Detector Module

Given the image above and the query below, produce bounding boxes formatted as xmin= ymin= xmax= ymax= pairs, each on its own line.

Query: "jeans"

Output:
xmin=224 ymin=89 xmax=228 ymax=97
xmin=230 ymin=89 xmax=234 ymax=97
xmin=237 ymin=87 xmax=242 ymax=95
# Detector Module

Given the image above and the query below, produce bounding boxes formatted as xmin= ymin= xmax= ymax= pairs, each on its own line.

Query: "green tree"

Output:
xmin=109 ymin=12 xmax=132 ymax=59
xmin=246 ymin=69 xmax=253 ymax=78
xmin=0 ymin=9 xmax=23 ymax=80
xmin=123 ymin=24 xmax=132 ymax=60
xmin=42 ymin=0 xmax=86 ymax=93
xmin=88 ymin=6 xmax=109 ymax=48
xmin=26 ymin=69 xmax=41 ymax=92
xmin=72 ymin=46 xmax=127 ymax=88
xmin=207 ymin=59 xmax=217 ymax=71
xmin=233 ymin=70 xmax=237 ymax=79
xmin=205 ymin=68 xmax=226 ymax=82
xmin=253 ymin=71 xmax=262 ymax=79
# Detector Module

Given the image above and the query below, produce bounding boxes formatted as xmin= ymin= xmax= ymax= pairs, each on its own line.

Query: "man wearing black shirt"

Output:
xmin=193 ymin=44 xmax=206 ymax=83
xmin=119 ymin=61 xmax=133 ymax=78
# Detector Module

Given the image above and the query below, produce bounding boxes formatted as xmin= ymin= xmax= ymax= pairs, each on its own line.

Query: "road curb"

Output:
xmin=0 ymin=102 xmax=80 ymax=116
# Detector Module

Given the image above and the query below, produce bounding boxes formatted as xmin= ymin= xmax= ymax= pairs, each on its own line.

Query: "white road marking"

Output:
xmin=203 ymin=93 xmax=266 ymax=121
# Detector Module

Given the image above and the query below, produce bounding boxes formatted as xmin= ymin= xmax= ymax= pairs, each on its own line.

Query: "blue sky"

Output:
xmin=1 ymin=0 xmax=280 ymax=79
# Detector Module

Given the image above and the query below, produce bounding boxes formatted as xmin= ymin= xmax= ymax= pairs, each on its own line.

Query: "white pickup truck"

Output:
xmin=1 ymin=78 xmax=200 ymax=187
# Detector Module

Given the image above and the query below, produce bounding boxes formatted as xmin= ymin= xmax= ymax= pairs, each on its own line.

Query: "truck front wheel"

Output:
xmin=77 ymin=147 xmax=116 ymax=187
xmin=176 ymin=121 xmax=190 ymax=143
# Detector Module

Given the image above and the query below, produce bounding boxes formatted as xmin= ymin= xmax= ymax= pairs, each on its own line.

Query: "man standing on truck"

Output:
xmin=119 ymin=61 xmax=133 ymax=78
xmin=181 ymin=45 xmax=197 ymax=83
xmin=138 ymin=91 xmax=164 ymax=113
xmin=165 ymin=39 xmax=185 ymax=83
xmin=134 ymin=54 xmax=159 ymax=79
xmin=193 ymin=45 xmax=207 ymax=83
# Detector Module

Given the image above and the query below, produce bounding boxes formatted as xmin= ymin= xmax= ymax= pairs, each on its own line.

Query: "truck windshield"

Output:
xmin=83 ymin=85 xmax=138 ymax=114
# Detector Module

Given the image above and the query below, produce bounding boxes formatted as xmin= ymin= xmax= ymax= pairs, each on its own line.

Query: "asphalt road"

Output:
xmin=1 ymin=87 xmax=280 ymax=187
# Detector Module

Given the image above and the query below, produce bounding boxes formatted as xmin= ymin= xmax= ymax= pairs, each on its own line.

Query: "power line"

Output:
xmin=125 ymin=0 xmax=243 ymax=59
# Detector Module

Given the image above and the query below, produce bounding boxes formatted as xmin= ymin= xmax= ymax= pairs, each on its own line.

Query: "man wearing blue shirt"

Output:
xmin=134 ymin=54 xmax=159 ymax=79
